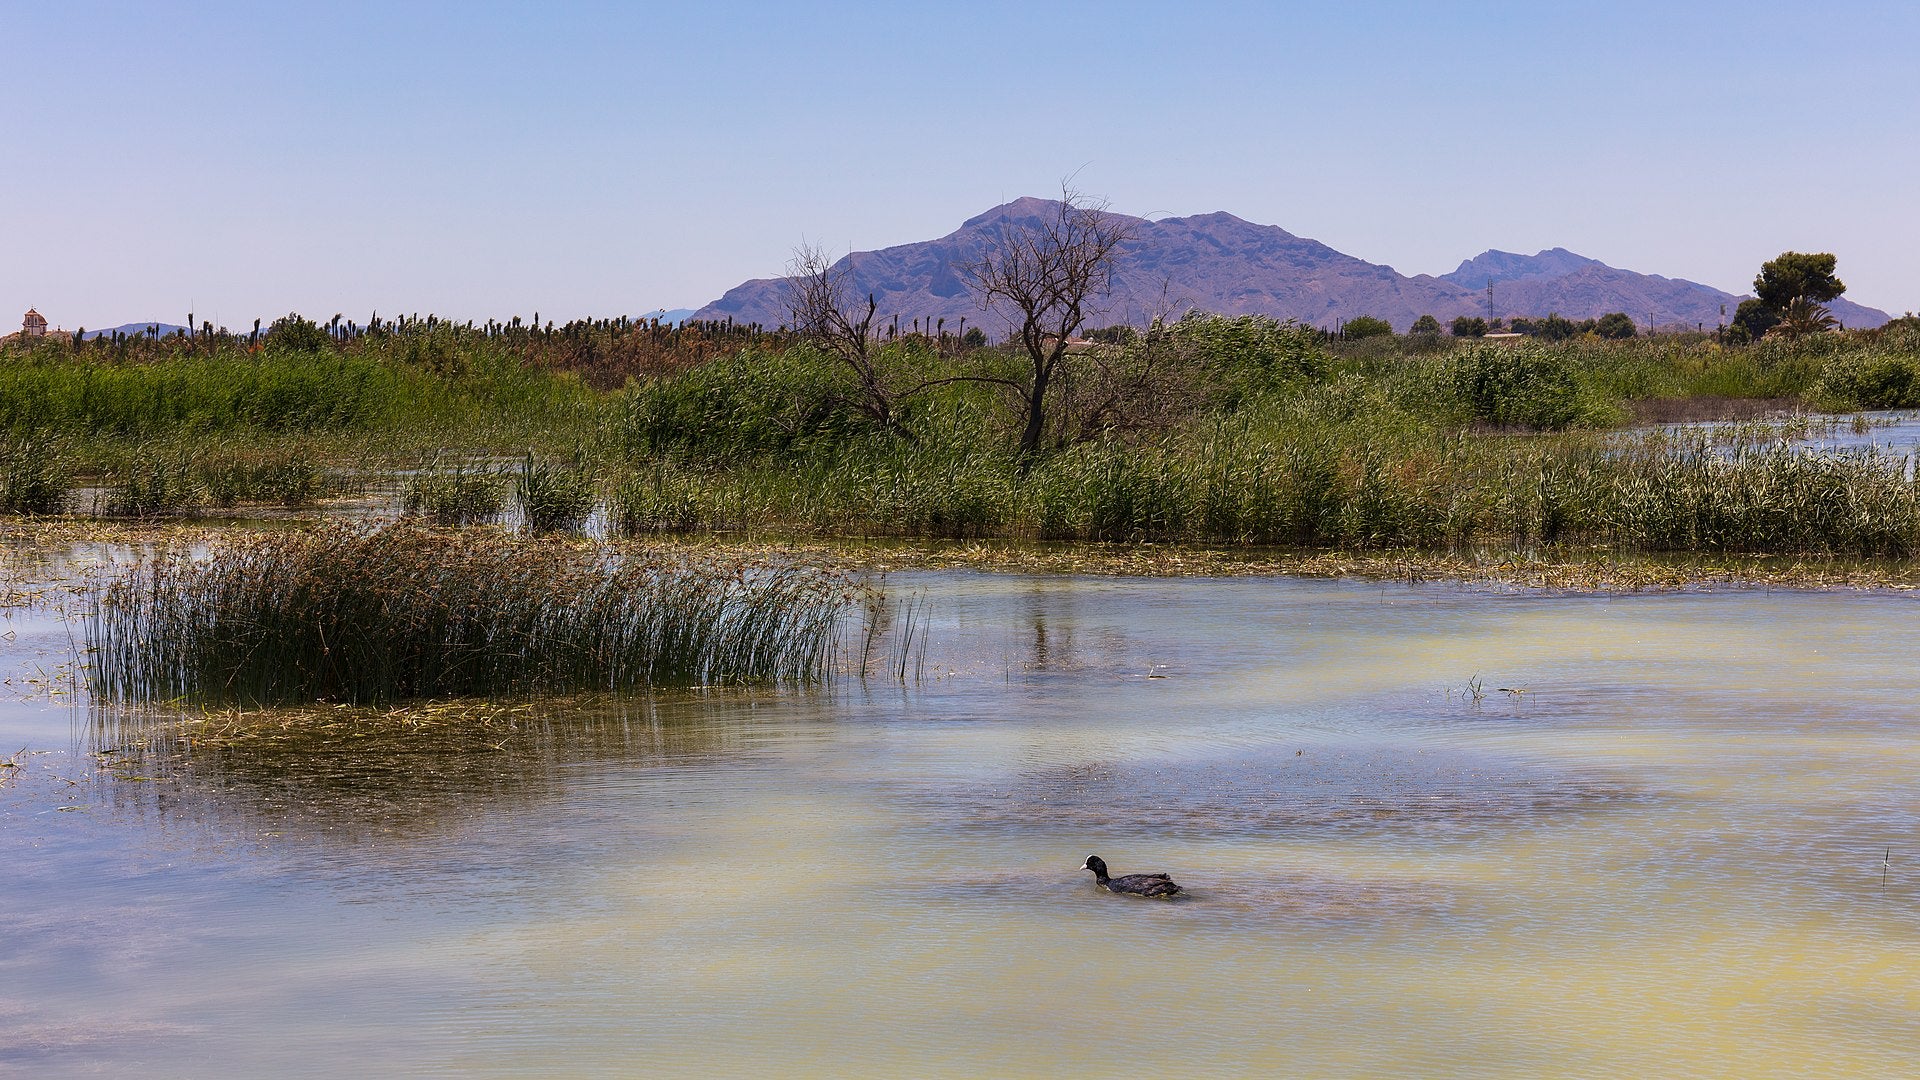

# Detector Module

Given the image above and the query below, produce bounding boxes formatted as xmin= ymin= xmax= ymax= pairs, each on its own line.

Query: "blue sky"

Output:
xmin=4 ymin=1 xmax=1916 ymax=328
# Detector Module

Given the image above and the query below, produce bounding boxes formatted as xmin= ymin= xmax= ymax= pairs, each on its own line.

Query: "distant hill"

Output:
xmin=1441 ymin=247 xmax=1603 ymax=289
xmin=81 ymin=322 xmax=191 ymax=339
xmin=694 ymin=199 xmax=1892 ymax=335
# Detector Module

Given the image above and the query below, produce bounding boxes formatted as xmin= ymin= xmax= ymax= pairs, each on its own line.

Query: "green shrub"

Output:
xmin=621 ymin=347 xmax=865 ymax=460
xmin=1450 ymin=344 xmax=1594 ymax=429
xmin=1813 ymin=350 xmax=1920 ymax=409
xmin=1342 ymin=315 xmax=1394 ymax=340
xmin=1168 ymin=312 xmax=1328 ymax=385
xmin=263 ymin=314 xmax=335 ymax=354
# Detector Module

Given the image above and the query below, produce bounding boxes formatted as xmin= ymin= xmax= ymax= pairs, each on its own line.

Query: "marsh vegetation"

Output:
xmin=87 ymin=525 xmax=863 ymax=704
xmin=4 ymin=308 xmax=1920 ymax=562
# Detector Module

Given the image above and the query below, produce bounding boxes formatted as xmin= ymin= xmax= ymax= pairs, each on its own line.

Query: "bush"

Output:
xmin=620 ymin=347 xmax=865 ymax=460
xmin=1814 ymin=350 xmax=1920 ymax=409
xmin=1450 ymin=344 xmax=1593 ymax=430
xmin=1167 ymin=313 xmax=1327 ymax=380
xmin=1342 ymin=315 xmax=1394 ymax=340
xmin=264 ymin=314 xmax=335 ymax=354
xmin=1595 ymin=313 xmax=1637 ymax=340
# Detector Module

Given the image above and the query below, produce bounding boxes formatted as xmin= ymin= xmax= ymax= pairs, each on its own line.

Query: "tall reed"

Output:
xmin=87 ymin=525 xmax=863 ymax=704
xmin=515 ymin=452 xmax=598 ymax=534
xmin=405 ymin=458 xmax=505 ymax=525
xmin=0 ymin=436 xmax=71 ymax=514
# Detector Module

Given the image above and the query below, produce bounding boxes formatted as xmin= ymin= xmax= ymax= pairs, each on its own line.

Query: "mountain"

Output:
xmin=81 ymin=322 xmax=191 ymax=339
xmin=694 ymin=199 xmax=1892 ymax=334
xmin=1441 ymin=248 xmax=1602 ymax=289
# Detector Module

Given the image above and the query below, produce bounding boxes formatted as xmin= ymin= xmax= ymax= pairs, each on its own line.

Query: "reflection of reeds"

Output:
xmin=87 ymin=524 xmax=863 ymax=704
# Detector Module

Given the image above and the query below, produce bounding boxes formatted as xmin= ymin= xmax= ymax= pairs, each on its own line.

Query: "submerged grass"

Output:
xmin=87 ymin=524 xmax=866 ymax=705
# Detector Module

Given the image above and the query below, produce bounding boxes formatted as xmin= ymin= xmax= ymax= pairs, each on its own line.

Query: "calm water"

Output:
xmin=4 ymin=565 xmax=1919 ymax=1077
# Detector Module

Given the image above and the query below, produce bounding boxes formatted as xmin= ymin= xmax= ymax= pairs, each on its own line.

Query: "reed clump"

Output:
xmin=515 ymin=452 xmax=599 ymax=534
xmin=0 ymin=436 xmax=71 ymax=514
xmin=404 ymin=459 xmax=505 ymax=525
xmin=101 ymin=449 xmax=202 ymax=517
xmin=87 ymin=524 xmax=863 ymax=704
xmin=197 ymin=446 xmax=326 ymax=508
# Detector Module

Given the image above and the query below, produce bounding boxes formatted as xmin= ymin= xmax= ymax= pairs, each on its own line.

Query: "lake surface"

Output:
xmin=4 ymin=564 xmax=1919 ymax=1077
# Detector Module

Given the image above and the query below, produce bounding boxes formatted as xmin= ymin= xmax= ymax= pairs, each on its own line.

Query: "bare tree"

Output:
xmin=963 ymin=188 xmax=1134 ymax=459
xmin=785 ymin=242 xmax=907 ymax=436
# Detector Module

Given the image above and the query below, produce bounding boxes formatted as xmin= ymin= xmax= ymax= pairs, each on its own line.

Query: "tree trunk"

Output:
xmin=1018 ymin=362 xmax=1051 ymax=463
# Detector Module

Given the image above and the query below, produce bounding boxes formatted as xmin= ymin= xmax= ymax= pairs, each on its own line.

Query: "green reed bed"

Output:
xmin=602 ymin=419 xmax=1920 ymax=558
xmin=100 ymin=448 xmax=202 ymax=518
xmin=87 ymin=525 xmax=865 ymax=705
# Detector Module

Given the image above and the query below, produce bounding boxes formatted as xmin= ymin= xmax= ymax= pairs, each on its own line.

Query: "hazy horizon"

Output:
xmin=5 ymin=1 xmax=1915 ymax=329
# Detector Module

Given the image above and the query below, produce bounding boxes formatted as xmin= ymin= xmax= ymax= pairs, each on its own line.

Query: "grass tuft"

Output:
xmin=405 ymin=458 xmax=505 ymax=525
xmin=87 ymin=524 xmax=865 ymax=704
xmin=515 ymin=451 xmax=598 ymax=534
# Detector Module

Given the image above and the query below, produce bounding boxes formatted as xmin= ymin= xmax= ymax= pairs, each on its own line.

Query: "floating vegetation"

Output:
xmin=86 ymin=524 xmax=866 ymax=704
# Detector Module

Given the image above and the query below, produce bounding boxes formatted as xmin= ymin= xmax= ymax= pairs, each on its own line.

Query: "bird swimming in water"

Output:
xmin=1082 ymin=855 xmax=1182 ymax=898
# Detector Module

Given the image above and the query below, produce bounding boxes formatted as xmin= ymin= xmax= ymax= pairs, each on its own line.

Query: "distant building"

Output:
xmin=22 ymin=309 xmax=47 ymax=337
xmin=1482 ymin=332 xmax=1525 ymax=344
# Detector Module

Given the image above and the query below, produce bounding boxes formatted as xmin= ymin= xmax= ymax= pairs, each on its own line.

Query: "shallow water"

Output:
xmin=1668 ymin=408 xmax=1920 ymax=462
xmin=4 ymin=569 xmax=1920 ymax=1077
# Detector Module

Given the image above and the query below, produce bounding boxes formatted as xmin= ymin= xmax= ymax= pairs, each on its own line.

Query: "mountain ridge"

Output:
xmin=694 ymin=199 xmax=1891 ymax=334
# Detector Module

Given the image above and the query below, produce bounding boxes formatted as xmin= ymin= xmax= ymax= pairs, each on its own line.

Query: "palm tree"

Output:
xmin=1770 ymin=296 xmax=1840 ymax=339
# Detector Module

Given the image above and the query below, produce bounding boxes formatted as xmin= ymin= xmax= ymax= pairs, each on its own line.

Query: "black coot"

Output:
xmin=1082 ymin=855 xmax=1182 ymax=898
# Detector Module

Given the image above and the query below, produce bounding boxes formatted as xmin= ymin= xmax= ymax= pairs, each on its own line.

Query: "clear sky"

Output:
xmin=4 ymin=1 xmax=1916 ymax=329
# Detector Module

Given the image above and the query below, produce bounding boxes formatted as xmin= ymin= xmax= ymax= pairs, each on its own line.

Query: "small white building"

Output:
xmin=22 ymin=309 xmax=48 ymax=337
